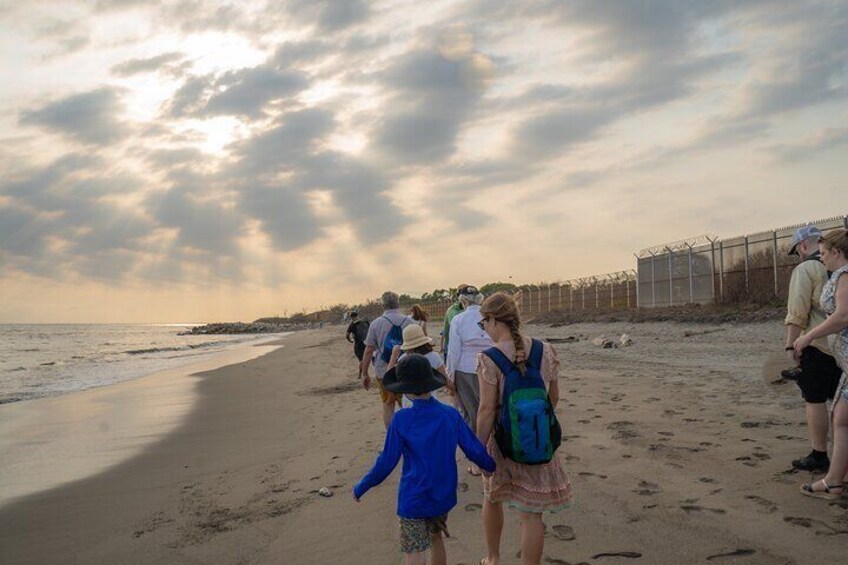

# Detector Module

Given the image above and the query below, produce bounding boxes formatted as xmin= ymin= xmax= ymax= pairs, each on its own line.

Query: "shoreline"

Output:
xmin=0 ymin=335 xmax=287 ymax=507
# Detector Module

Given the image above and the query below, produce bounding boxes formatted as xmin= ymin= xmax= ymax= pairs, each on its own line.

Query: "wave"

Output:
xmin=123 ymin=339 xmax=237 ymax=356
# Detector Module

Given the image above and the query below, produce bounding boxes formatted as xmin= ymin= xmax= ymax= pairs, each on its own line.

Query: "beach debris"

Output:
xmin=592 ymin=337 xmax=617 ymax=349
xmin=683 ymin=328 xmax=726 ymax=338
xmin=619 ymin=333 xmax=632 ymax=347
xmin=318 ymin=487 xmax=333 ymax=497
xmin=547 ymin=336 xmax=579 ymax=344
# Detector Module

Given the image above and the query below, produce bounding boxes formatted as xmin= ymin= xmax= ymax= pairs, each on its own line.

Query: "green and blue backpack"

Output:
xmin=482 ymin=339 xmax=562 ymax=465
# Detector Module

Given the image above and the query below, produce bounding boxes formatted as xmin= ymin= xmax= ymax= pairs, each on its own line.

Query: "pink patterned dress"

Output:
xmin=478 ymin=338 xmax=572 ymax=513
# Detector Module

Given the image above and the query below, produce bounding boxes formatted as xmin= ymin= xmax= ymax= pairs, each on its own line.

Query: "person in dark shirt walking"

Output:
xmin=353 ymin=354 xmax=495 ymax=565
xmin=346 ymin=311 xmax=370 ymax=362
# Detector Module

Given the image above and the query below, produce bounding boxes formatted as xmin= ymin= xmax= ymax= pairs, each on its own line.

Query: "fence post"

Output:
xmin=687 ymin=244 xmax=694 ymax=304
xmin=629 ymin=275 xmax=634 ymax=308
xmin=547 ymin=284 xmax=551 ymax=313
xmin=569 ymin=285 xmax=573 ymax=311
xmin=772 ymin=230 xmax=779 ymax=298
xmin=709 ymin=238 xmax=717 ymax=305
xmin=595 ymin=280 xmax=600 ymax=309
xmin=744 ymin=236 xmax=750 ymax=298
xmin=610 ymin=277 xmax=615 ymax=308
xmin=719 ymin=241 xmax=725 ymax=303
xmin=667 ymin=247 xmax=674 ymax=307
xmin=558 ymin=284 xmax=562 ymax=311
xmin=651 ymin=253 xmax=656 ymax=307
xmin=582 ymin=285 xmax=586 ymax=310
xmin=538 ymin=286 xmax=542 ymax=314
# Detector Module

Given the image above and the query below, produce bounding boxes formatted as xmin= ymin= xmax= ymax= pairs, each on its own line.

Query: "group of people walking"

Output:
xmin=344 ymin=224 xmax=848 ymax=564
xmin=351 ymin=289 xmax=571 ymax=565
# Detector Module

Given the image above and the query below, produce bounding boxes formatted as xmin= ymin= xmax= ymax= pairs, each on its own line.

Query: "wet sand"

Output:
xmin=1 ymin=322 xmax=846 ymax=564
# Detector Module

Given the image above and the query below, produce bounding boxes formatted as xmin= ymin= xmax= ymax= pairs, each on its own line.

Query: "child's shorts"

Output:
xmin=398 ymin=514 xmax=449 ymax=554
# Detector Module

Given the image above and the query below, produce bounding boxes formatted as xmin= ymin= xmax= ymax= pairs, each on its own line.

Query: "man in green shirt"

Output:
xmin=440 ymin=283 xmax=469 ymax=356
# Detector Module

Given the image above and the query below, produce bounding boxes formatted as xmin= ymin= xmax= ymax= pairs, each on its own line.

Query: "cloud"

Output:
xmin=203 ymin=67 xmax=309 ymax=118
xmin=165 ymin=65 xmax=310 ymax=120
xmin=19 ymin=88 xmax=129 ymax=146
xmin=769 ymin=126 xmax=848 ymax=162
xmin=371 ymin=34 xmax=494 ymax=165
xmin=283 ymin=0 xmax=370 ymax=33
xmin=0 ymin=154 xmax=155 ymax=279
xmin=111 ymin=52 xmax=186 ymax=76
xmin=230 ymin=108 xmax=335 ymax=177
xmin=238 ymin=182 xmax=322 ymax=252
xmin=147 ymin=178 xmax=243 ymax=256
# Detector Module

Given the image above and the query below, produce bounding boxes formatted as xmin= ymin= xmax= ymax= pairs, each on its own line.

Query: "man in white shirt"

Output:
xmin=360 ymin=291 xmax=415 ymax=429
xmin=447 ymin=286 xmax=493 ymax=440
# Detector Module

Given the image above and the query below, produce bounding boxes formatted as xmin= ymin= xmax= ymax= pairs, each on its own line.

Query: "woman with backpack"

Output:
xmin=475 ymin=292 xmax=572 ymax=565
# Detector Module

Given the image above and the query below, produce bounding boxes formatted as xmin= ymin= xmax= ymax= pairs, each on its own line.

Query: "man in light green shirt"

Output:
xmin=784 ymin=225 xmax=842 ymax=472
xmin=440 ymin=284 xmax=468 ymax=356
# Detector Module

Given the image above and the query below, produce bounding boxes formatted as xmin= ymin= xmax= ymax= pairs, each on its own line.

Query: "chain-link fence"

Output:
xmin=516 ymin=272 xmax=638 ymax=318
xmin=637 ymin=214 xmax=848 ymax=307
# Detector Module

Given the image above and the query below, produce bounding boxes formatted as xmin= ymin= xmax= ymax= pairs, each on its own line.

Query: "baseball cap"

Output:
xmin=788 ymin=225 xmax=823 ymax=256
xmin=458 ymin=286 xmax=480 ymax=296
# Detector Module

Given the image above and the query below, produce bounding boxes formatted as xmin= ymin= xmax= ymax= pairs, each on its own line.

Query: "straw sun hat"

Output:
xmin=400 ymin=324 xmax=433 ymax=351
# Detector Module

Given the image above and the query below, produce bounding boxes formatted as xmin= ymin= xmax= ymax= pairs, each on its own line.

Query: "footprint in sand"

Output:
xmin=464 ymin=503 xmax=482 ymax=512
xmin=591 ymin=552 xmax=642 ymax=559
xmin=680 ymin=505 xmax=727 ymax=515
xmin=783 ymin=516 xmax=845 ymax=535
xmin=457 ymin=481 xmax=469 ymax=492
xmin=706 ymin=549 xmax=756 ymax=560
xmin=634 ymin=480 xmax=660 ymax=496
xmin=543 ymin=557 xmax=574 ymax=564
xmin=698 ymin=477 xmax=718 ymax=484
xmin=549 ymin=524 xmax=576 ymax=541
xmin=744 ymin=495 xmax=777 ymax=514
xmin=578 ymin=471 xmax=608 ymax=479
xmin=735 ymin=456 xmax=758 ymax=467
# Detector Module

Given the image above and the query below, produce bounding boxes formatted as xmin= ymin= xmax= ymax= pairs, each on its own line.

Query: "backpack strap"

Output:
xmin=526 ymin=339 xmax=544 ymax=369
xmin=481 ymin=346 xmax=516 ymax=377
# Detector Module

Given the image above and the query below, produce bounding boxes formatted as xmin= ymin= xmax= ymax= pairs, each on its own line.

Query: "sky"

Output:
xmin=1 ymin=0 xmax=847 ymax=323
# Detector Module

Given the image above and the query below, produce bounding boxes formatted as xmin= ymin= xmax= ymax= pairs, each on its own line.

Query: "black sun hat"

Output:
xmin=382 ymin=354 xmax=447 ymax=394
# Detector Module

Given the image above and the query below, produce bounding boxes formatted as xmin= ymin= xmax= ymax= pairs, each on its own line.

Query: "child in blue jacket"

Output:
xmin=353 ymin=353 xmax=496 ymax=565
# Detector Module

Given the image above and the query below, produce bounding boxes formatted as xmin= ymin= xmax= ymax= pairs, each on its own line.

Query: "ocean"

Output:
xmin=0 ymin=324 xmax=284 ymax=405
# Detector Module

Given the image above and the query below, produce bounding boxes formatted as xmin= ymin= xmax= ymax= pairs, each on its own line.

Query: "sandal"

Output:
xmin=800 ymin=479 xmax=844 ymax=500
xmin=467 ymin=466 xmax=482 ymax=477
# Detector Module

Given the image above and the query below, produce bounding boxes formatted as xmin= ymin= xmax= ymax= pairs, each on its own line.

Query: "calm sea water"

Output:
xmin=0 ymin=324 xmax=283 ymax=404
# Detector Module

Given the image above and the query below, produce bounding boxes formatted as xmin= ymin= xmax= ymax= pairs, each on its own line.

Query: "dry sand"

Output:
xmin=1 ymin=321 xmax=847 ymax=564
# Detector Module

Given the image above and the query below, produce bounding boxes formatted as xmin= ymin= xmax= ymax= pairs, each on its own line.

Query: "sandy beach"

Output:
xmin=1 ymin=322 xmax=847 ymax=564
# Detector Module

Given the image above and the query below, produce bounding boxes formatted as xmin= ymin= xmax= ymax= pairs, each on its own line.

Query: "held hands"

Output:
xmin=793 ymin=335 xmax=813 ymax=359
xmin=361 ymin=373 xmax=371 ymax=391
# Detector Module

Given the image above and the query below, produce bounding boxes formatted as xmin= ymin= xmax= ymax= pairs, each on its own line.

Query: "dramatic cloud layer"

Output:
xmin=1 ymin=0 xmax=846 ymax=322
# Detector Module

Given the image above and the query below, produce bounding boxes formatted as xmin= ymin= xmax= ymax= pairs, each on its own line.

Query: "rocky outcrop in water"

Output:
xmin=180 ymin=321 xmax=323 ymax=335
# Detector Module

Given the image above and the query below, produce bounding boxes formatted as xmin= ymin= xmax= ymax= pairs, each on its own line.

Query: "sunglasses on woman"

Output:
xmin=477 ymin=318 xmax=489 ymax=330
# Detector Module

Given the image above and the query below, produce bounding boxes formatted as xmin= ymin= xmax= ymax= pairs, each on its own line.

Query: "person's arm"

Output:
xmin=359 ymin=345 xmax=376 ymax=389
xmin=346 ymin=323 xmax=354 ymax=343
xmin=446 ymin=318 xmax=461 ymax=380
xmin=476 ymin=357 xmax=498 ymax=447
xmin=457 ymin=416 xmax=496 ymax=473
xmin=434 ymin=364 xmax=455 ymax=394
xmin=353 ymin=420 xmax=403 ymax=500
xmin=795 ymin=276 xmax=848 ymax=353
xmin=548 ymin=378 xmax=560 ymax=408
xmin=388 ymin=345 xmax=402 ymax=369
xmin=785 ymin=265 xmax=816 ymax=362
